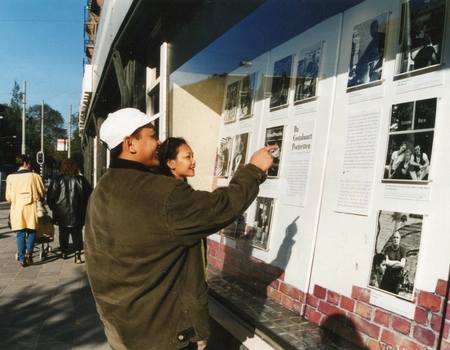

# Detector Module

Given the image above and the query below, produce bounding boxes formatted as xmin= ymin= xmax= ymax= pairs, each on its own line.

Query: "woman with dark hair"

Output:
xmin=6 ymin=154 xmax=46 ymax=267
xmin=156 ymin=137 xmax=196 ymax=180
xmin=369 ymin=253 xmax=387 ymax=288
xmin=156 ymin=137 xmax=207 ymax=281
xmin=47 ymin=158 xmax=92 ymax=263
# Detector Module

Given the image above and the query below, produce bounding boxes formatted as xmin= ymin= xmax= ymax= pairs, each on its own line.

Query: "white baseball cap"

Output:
xmin=100 ymin=108 xmax=163 ymax=149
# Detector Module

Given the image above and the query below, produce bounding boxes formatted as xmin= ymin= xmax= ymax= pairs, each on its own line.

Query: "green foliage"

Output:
xmin=69 ymin=112 xmax=84 ymax=172
xmin=2 ymin=82 xmax=84 ymax=176
xmin=2 ymin=82 xmax=23 ymax=171
xmin=26 ymin=103 xmax=66 ymax=174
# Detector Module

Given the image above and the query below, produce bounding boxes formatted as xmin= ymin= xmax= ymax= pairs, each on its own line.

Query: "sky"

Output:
xmin=0 ymin=0 xmax=87 ymax=124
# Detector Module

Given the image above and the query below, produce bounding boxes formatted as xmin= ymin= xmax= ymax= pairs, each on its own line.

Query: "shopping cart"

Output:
xmin=15 ymin=213 xmax=55 ymax=261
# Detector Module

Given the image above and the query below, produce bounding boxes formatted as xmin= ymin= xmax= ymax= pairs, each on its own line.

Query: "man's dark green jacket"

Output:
xmin=85 ymin=159 xmax=266 ymax=350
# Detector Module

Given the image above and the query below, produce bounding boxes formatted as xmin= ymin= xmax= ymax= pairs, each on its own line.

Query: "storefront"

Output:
xmin=80 ymin=0 xmax=450 ymax=348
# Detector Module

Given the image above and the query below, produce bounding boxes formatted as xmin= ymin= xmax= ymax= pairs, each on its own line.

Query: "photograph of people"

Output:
xmin=265 ymin=126 xmax=284 ymax=177
xmin=250 ymin=197 xmax=274 ymax=250
xmin=215 ymin=137 xmax=233 ymax=177
xmin=385 ymin=141 xmax=407 ymax=179
xmin=396 ymin=0 xmax=445 ymax=74
xmin=230 ymin=133 xmax=249 ymax=176
xmin=223 ymin=80 xmax=239 ymax=123
xmin=270 ymin=55 xmax=293 ymax=109
xmin=348 ymin=13 xmax=387 ymax=88
xmin=379 ymin=231 xmax=406 ymax=294
xmin=391 ymin=148 xmax=413 ymax=180
xmin=238 ymin=73 xmax=256 ymax=119
xmin=294 ymin=42 xmax=321 ymax=102
xmin=410 ymin=144 xmax=430 ymax=180
xmin=384 ymin=97 xmax=435 ymax=182
xmin=370 ymin=211 xmax=423 ymax=300
xmin=369 ymin=253 xmax=387 ymax=289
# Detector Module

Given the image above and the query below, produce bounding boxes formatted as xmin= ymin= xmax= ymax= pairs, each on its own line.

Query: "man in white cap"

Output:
xmin=84 ymin=108 xmax=277 ymax=350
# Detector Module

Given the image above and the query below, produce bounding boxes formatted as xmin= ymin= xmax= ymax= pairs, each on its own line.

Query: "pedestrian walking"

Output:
xmin=47 ymin=158 xmax=92 ymax=264
xmin=6 ymin=154 xmax=46 ymax=267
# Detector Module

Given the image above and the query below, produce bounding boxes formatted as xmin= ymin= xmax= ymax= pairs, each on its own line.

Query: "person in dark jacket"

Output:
xmin=84 ymin=108 xmax=276 ymax=350
xmin=47 ymin=158 xmax=92 ymax=263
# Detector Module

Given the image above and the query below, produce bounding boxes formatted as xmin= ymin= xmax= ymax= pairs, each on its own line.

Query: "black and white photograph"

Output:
xmin=368 ymin=210 xmax=424 ymax=301
xmin=238 ymin=73 xmax=257 ymax=119
xmin=230 ymin=133 xmax=249 ymax=176
xmin=223 ymin=80 xmax=240 ymax=124
xmin=214 ymin=137 xmax=233 ymax=177
xmin=384 ymin=98 xmax=436 ymax=181
xmin=248 ymin=197 xmax=275 ymax=250
xmin=396 ymin=0 xmax=446 ymax=75
xmin=270 ymin=55 xmax=293 ymax=109
xmin=348 ymin=12 xmax=388 ymax=88
xmin=294 ymin=42 xmax=321 ymax=102
xmin=265 ymin=126 xmax=284 ymax=177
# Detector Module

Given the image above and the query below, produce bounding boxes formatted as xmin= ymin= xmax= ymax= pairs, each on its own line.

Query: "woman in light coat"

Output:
xmin=6 ymin=154 xmax=46 ymax=267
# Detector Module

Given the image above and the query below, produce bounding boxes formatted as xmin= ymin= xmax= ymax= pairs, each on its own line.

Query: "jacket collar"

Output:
xmin=109 ymin=158 xmax=153 ymax=173
xmin=13 ymin=169 xmax=30 ymax=175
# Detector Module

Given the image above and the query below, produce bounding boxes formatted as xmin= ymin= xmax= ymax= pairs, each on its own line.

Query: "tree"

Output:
xmin=26 ymin=104 xmax=66 ymax=175
xmin=2 ymin=82 xmax=23 ymax=172
xmin=69 ymin=112 xmax=84 ymax=173
xmin=2 ymin=82 xmax=85 ymax=177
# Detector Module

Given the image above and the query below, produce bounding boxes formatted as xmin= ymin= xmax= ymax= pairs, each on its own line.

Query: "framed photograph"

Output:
xmin=238 ymin=73 xmax=257 ymax=120
xmin=248 ymin=197 xmax=275 ymax=250
xmin=265 ymin=126 xmax=284 ymax=177
xmin=348 ymin=12 xmax=388 ymax=88
xmin=294 ymin=42 xmax=322 ymax=103
xmin=368 ymin=210 xmax=424 ymax=301
xmin=222 ymin=80 xmax=240 ymax=124
xmin=214 ymin=137 xmax=234 ymax=177
xmin=383 ymin=97 xmax=436 ymax=182
xmin=270 ymin=55 xmax=293 ymax=109
xmin=396 ymin=0 xmax=446 ymax=75
xmin=229 ymin=133 xmax=250 ymax=176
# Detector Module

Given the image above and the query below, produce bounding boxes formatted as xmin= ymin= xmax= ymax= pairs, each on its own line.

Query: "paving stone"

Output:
xmin=207 ymin=265 xmax=363 ymax=350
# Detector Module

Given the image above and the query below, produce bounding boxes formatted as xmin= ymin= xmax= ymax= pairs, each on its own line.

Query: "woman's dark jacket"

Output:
xmin=47 ymin=174 xmax=93 ymax=228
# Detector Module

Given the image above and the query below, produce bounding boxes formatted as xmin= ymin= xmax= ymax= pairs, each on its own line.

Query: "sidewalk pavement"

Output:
xmin=0 ymin=200 xmax=361 ymax=350
xmin=0 ymin=201 xmax=109 ymax=350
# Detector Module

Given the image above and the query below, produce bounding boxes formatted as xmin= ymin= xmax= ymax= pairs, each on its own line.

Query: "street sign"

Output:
xmin=37 ymin=151 xmax=44 ymax=165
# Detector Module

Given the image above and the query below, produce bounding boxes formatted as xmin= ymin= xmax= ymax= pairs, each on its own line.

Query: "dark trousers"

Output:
xmin=59 ymin=226 xmax=83 ymax=253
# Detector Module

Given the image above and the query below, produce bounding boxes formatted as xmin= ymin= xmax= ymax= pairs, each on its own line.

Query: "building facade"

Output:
xmin=80 ymin=0 xmax=450 ymax=348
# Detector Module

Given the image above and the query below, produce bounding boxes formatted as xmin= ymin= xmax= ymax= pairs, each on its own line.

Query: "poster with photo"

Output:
xmin=383 ymin=98 xmax=436 ymax=181
xmin=214 ymin=137 xmax=233 ymax=177
xmin=294 ymin=42 xmax=322 ymax=102
xmin=265 ymin=125 xmax=284 ymax=177
xmin=348 ymin=12 xmax=388 ymax=88
xmin=239 ymin=73 xmax=257 ymax=119
xmin=368 ymin=210 xmax=424 ymax=301
xmin=270 ymin=55 xmax=293 ymax=109
xmin=248 ymin=197 xmax=275 ymax=250
xmin=230 ymin=133 xmax=249 ymax=176
xmin=396 ymin=0 xmax=446 ymax=75
xmin=223 ymin=80 xmax=240 ymax=124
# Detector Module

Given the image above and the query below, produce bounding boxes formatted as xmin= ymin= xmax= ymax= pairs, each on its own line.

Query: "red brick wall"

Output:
xmin=207 ymin=237 xmax=450 ymax=349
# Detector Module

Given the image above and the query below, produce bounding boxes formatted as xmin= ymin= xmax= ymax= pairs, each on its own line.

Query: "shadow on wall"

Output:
xmin=207 ymin=216 xmax=366 ymax=349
